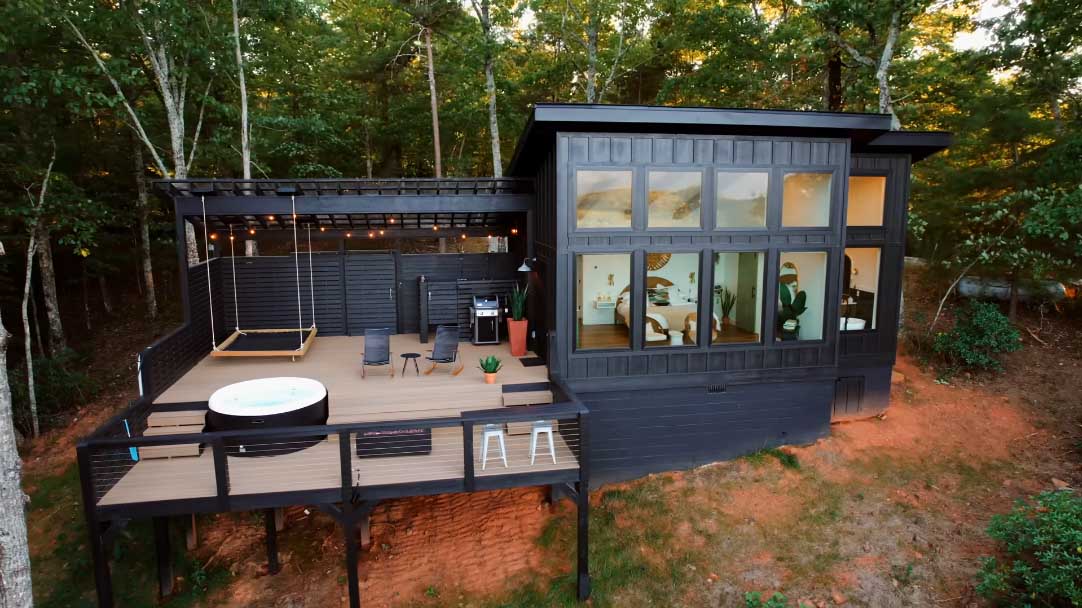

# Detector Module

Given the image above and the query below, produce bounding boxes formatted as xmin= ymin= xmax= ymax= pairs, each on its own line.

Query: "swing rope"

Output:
xmin=291 ymin=195 xmax=304 ymax=350
xmin=307 ymin=223 xmax=316 ymax=329
xmin=228 ymin=224 xmax=243 ymax=333
xmin=201 ymin=195 xmax=218 ymax=351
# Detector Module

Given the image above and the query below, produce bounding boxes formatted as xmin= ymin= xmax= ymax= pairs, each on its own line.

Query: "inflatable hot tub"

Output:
xmin=207 ymin=377 xmax=329 ymax=456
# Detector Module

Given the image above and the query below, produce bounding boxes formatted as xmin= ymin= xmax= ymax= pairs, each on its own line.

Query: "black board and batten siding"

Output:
xmin=397 ymin=253 xmax=519 ymax=335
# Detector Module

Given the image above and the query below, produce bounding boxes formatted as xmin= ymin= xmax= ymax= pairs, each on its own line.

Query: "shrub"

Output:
xmin=9 ymin=350 xmax=99 ymax=434
xmin=976 ymin=491 xmax=1082 ymax=607
xmin=932 ymin=300 xmax=1020 ymax=374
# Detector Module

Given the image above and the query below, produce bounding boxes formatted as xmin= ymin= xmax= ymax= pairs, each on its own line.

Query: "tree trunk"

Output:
xmin=233 ymin=0 xmax=251 ymax=180
xmin=98 ymin=274 xmax=113 ymax=315
xmin=826 ymin=27 xmax=843 ymax=111
xmin=35 ymin=225 xmax=65 ymax=355
xmin=133 ymin=138 xmax=158 ymax=320
xmin=245 ymin=240 xmax=258 ymax=256
xmin=1008 ymin=277 xmax=1019 ymax=321
xmin=0 ymin=283 xmax=34 ymax=608
xmin=584 ymin=11 xmax=600 ymax=103
xmin=364 ymin=124 xmax=374 ymax=179
xmin=877 ymin=9 xmax=902 ymax=130
xmin=484 ymin=57 xmax=503 ymax=178
xmin=82 ymin=262 xmax=92 ymax=331
xmin=424 ymin=27 xmax=442 ymax=178
xmin=29 ymin=296 xmax=44 ymax=359
xmin=21 ymin=234 xmax=40 ymax=438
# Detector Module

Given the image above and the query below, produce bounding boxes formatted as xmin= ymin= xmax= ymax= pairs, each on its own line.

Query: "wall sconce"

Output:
xmin=517 ymin=257 xmax=537 ymax=272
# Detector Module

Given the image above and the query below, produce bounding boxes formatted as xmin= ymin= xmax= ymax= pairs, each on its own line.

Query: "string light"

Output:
xmin=267 ymin=215 xmax=275 ymax=220
xmin=229 ymin=235 xmax=235 ymax=241
xmin=320 ymin=226 xmax=326 ymax=232
xmin=369 ymin=231 xmax=374 ymax=238
xmin=249 ymin=228 xmax=256 ymax=235
xmin=432 ymin=225 xmax=439 ymax=231
xmin=510 ymin=227 xmax=519 ymax=235
xmin=346 ymin=232 xmax=352 ymax=238
xmin=210 ymin=233 xmax=218 ymax=240
xmin=389 ymin=217 xmax=395 ymax=224
xmin=379 ymin=230 xmax=385 ymax=236
xmin=461 ymin=234 xmax=467 ymax=240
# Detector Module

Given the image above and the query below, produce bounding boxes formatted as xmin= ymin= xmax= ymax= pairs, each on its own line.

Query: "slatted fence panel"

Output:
xmin=345 ymin=252 xmax=398 ymax=334
xmin=220 ymin=253 xmax=346 ymax=335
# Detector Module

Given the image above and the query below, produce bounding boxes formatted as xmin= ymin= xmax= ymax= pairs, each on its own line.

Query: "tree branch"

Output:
xmin=63 ymin=15 xmax=170 ymax=176
xmin=827 ymin=29 xmax=876 ymax=68
xmin=186 ymin=79 xmax=213 ymax=173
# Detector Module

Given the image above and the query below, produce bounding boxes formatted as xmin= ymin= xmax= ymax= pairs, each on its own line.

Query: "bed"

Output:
xmin=614 ymin=278 xmax=719 ymax=343
xmin=212 ymin=327 xmax=318 ymax=359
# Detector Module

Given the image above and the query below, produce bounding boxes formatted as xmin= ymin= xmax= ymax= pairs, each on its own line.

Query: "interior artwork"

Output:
xmin=782 ymin=172 xmax=833 ymax=227
xmin=847 ymin=176 xmax=887 ymax=226
xmin=647 ymin=252 xmax=671 ymax=271
xmin=576 ymin=253 xmax=632 ymax=349
xmin=841 ymin=248 xmax=881 ymax=331
xmin=716 ymin=171 xmax=769 ymax=227
xmin=712 ymin=252 xmax=764 ymax=344
xmin=648 ymin=171 xmax=702 ymax=228
xmin=777 ymin=252 xmax=828 ymax=341
xmin=619 ymin=252 xmax=700 ymax=347
xmin=576 ymin=170 xmax=633 ymax=228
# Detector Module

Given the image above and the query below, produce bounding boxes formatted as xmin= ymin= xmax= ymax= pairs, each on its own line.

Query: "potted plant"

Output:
xmin=717 ymin=286 xmax=736 ymax=327
xmin=777 ymin=280 xmax=807 ymax=341
xmin=507 ymin=283 xmax=529 ymax=357
xmin=478 ymin=355 xmax=503 ymax=384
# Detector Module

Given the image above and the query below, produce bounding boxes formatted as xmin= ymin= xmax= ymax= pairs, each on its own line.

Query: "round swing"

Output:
xmin=203 ymin=195 xmax=319 ymax=359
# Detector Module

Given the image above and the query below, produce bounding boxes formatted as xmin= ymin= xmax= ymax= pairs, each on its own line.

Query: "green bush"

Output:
xmin=9 ymin=350 xmax=99 ymax=434
xmin=976 ymin=491 xmax=1082 ymax=607
xmin=932 ymin=300 xmax=1020 ymax=374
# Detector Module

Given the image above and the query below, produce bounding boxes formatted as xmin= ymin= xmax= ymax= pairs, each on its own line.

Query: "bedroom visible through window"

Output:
xmin=575 ymin=253 xmax=631 ymax=350
xmin=642 ymin=252 xmax=701 ymax=348
xmin=782 ymin=172 xmax=832 ymax=227
xmin=648 ymin=171 xmax=701 ymax=228
xmin=716 ymin=171 xmax=768 ymax=228
xmin=777 ymin=251 xmax=828 ymax=341
xmin=712 ymin=252 xmax=764 ymax=344
xmin=575 ymin=170 xmax=633 ymax=229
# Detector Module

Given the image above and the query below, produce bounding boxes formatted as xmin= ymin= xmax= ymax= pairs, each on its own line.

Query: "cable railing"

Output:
xmin=78 ymin=400 xmax=587 ymax=516
xmin=155 ymin=178 xmax=535 ymax=198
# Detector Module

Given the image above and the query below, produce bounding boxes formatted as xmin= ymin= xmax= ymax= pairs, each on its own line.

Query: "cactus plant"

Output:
xmin=478 ymin=355 xmax=503 ymax=374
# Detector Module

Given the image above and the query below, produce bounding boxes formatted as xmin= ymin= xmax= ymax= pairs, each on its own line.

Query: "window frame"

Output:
xmin=840 ymin=245 xmax=884 ymax=334
xmin=644 ymin=167 xmax=706 ymax=231
xmin=845 ymin=171 xmax=889 ymax=229
xmin=572 ymin=251 xmax=635 ymax=353
xmin=707 ymin=249 xmax=768 ymax=347
xmin=571 ymin=167 xmax=637 ymax=232
xmin=713 ymin=168 xmax=772 ymax=232
xmin=639 ymin=249 xmax=704 ymax=350
xmin=774 ymin=247 xmax=833 ymax=346
xmin=778 ymin=168 xmax=838 ymax=231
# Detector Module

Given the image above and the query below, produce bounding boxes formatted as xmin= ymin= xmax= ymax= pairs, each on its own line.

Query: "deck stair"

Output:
xmin=140 ymin=410 xmax=206 ymax=459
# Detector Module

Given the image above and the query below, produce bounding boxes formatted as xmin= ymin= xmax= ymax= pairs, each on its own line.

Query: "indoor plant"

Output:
xmin=507 ymin=283 xmax=529 ymax=357
xmin=717 ymin=286 xmax=736 ymax=327
xmin=478 ymin=355 xmax=503 ymax=384
xmin=777 ymin=280 xmax=807 ymax=340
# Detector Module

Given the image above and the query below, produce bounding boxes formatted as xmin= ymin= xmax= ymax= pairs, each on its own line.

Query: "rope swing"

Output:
xmin=203 ymin=194 xmax=319 ymax=359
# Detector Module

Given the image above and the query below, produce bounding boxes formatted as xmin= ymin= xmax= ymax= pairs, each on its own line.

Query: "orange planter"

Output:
xmin=484 ymin=372 xmax=498 ymax=384
xmin=507 ymin=318 xmax=528 ymax=357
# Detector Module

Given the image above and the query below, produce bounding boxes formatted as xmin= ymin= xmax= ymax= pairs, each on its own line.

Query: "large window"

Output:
xmin=576 ymin=253 xmax=631 ymax=350
xmin=777 ymin=251 xmax=828 ymax=341
xmin=648 ymin=171 xmax=701 ymax=228
xmin=576 ymin=170 xmax=632 ymax=229
xmin=847 ymin=176 xmax=886 ymax=226
xmin=842 ymin=248 xmax=880 ymax=331
xmin=716 ymin=171 xmax=768 ymax=228
xmin=643 ymin=252 xmax=700 ymax=347
xmin=782 ymin=172 xmax=832 ymax=227
xmin=712 ymin=252 xmax=764 ymax=344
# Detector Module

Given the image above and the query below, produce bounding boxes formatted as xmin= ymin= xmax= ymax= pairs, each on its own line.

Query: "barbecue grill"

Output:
xmin=470 ymin=295 xmax=501 ymax=345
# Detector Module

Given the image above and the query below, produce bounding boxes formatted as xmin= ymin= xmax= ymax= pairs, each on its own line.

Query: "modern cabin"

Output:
xmin=76 ymin=103 xmax=949 ymax=607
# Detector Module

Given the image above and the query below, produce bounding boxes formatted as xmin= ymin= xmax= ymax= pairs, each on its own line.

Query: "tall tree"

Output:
xmin=0 ymin=238 xmax=33 ymax=608
xmin=132 ymin=135 xmax=158 ymax=319
xmin=469 ymin=0 xmax=503 ymax=177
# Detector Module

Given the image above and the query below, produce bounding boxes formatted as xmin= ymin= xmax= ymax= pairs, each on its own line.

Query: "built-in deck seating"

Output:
xmin=140 ymin=410 xmax=206 ymax=459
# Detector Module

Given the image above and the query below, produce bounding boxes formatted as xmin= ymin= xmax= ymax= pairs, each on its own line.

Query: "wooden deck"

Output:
xmin=154 ymin=334 xmax=552 ymax=422
xmin=97 ymin=426 xmax=579 ymax=506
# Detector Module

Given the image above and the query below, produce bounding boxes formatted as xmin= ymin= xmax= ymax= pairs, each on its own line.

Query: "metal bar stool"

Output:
xmin=481 ymin=423 xmax=507 ymax=470
xmin=529 ymin=420 xmax=556 ymax=465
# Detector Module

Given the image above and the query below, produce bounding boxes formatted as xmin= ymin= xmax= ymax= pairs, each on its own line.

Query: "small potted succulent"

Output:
xmin=507 ymin=283 xmax=529 ymax=357
xmin=478 ymin=355 xmax=503 ymax=384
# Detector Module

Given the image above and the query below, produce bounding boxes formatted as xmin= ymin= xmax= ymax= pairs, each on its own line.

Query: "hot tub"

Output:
xmin=207 ymin=377 xmax=329 ymax=456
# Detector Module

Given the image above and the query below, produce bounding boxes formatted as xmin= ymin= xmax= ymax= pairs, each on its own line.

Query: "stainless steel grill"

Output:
xmin=470 ymin=295 xmax=500 ymax=345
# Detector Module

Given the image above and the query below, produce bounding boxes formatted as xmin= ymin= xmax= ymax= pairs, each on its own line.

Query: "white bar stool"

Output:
xmin=481 ymin=423 xmax=507 ymax=470
xmin=529 ymin=420 xmax=556 ymax=465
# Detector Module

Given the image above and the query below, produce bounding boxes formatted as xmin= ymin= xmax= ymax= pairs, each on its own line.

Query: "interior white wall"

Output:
xmin=580 ymin=253 xmax=631 ymax=325
xmin=782 ymin=173 xmax=832 ymax=227
xmin=712 ymin=252 xmax=764 ymax=330
xmin=648 ymin=253 xmax=700 ymax=303
xmin=846 ymin=176 xmax=886 ymax=226
xmin=779 ymin=251 xmax=828 ymax=340
xmin=845 ymin=247 xmax=880 ymax=328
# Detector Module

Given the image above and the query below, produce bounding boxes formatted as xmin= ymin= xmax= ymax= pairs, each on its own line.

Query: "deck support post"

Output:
xmin=343 ymin=511 xmax=361 ymax=608
xmin=576 ymin=479 xmax=590 ymax=601
xmin=78 ymin=445 xmax=114 ymax=608
xmin=153 ymin=516 xmax=174 ymax=597
xmin=264 ymin=509 xmax=280 ymax=575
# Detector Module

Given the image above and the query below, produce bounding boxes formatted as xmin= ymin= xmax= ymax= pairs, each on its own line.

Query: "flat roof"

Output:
xmin=508 ymin=103 xmax=950 ymax=174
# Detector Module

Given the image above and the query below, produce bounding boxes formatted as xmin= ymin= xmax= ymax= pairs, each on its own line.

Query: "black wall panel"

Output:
xmin=345 ymin=252 xmax=397 ymax=334
xmin=220 ymin=253 xmax=346 ymax=335
xmin=581 ymin=380 xmax=833 ymax=483
xmin=397 ymin=253 xmax=518 ymax=333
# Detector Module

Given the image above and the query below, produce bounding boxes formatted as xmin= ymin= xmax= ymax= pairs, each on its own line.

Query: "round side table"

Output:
xmin=400 ymin=352 xmax=421 ymax=376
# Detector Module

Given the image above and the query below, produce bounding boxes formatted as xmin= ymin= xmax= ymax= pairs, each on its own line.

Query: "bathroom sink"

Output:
xmin=841 ymin=317 xmax=866 ymax=331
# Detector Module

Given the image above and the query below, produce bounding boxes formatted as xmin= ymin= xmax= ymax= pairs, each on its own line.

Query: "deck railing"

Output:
xmin=155 ymin=178 xmax=534 ymax=198
xmin=78 ymin=400 xmax=587 ymax=519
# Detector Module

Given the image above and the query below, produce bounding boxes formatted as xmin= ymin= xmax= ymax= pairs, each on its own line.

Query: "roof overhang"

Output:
xmin=852 ymin=131 xmax=953 ymax=162
xmin=507 ymin=103 xmax=950 ymax=174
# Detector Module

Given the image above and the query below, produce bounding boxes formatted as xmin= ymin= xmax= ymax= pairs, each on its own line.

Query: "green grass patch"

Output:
xmin=27 ymin=464 xmax=230 ymax=608
xmin=745 ymin=447 xmax=800 ymax=470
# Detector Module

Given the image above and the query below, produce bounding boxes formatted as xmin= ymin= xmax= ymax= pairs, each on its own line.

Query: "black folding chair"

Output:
xmin=424 ymin=325 xmax=462 ymax=376
xmin=361 ymin=328 xmax=394 ymax=378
